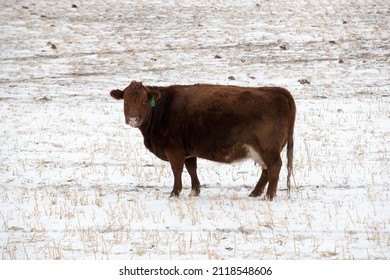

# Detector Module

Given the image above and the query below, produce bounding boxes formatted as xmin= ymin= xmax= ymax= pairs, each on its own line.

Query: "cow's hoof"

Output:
xmin=189 ymin=188 xmax=200 ymax=197
xmin=249 ymin=192 xmax=261 ymax=197
xmin=263 ymin=194 xmax=274 ymax=201
xmin=169 ymin=192 xmax=180 ymax=198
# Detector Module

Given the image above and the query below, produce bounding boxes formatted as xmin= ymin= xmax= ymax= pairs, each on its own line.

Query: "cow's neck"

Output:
xmin=139 ymin=105 xmax=155 ymax=135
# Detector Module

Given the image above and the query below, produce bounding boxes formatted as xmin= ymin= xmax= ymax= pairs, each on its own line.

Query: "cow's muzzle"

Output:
xmin=126 ymin=117 xmax=141 ymax=128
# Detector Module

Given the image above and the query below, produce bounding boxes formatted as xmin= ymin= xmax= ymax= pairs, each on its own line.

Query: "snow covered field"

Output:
xmin=0 ymin=0 xmax=389 ymax=260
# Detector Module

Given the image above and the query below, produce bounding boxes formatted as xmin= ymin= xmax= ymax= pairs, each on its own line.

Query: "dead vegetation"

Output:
xmin=0 ymin=0 xmax=389 ymax=259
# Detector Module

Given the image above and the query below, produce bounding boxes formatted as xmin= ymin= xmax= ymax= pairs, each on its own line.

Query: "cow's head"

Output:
xmin=110 ymin=81 xmax=160 ymax=127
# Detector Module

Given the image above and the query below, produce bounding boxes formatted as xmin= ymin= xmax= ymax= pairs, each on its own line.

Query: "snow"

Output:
xmin=0 ymin=0 xmax=389 ymax=260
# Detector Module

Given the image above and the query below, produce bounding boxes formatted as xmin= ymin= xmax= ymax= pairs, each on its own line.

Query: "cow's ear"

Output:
xmin=110 ymin=89 xmax=124 ymax=100
xmin=145 ymin=90 xmax=161 ymax=107
xmin=147 ymin=90 xmax=161 ymax=101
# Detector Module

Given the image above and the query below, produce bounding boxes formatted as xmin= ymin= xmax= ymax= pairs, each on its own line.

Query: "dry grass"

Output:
xmin=1 ymin=0 xmax=389 ymax=259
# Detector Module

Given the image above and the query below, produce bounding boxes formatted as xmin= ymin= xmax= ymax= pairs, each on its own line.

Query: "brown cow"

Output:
xmin=110 ymin=81 xmax=296 ymax=200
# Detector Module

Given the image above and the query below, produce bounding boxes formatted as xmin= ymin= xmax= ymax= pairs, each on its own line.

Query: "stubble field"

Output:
xmin=0 ymin=0 xmax=389 ymax=259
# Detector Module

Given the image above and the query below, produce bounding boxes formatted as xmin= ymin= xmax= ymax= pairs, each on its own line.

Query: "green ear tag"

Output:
xmin=150 ymin=96 xmax=156 ymax=107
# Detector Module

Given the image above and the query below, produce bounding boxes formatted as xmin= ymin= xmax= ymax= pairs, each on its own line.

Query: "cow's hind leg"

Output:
xmin=185 ymin=157 xmax=201 ymax=196
xmin=264 ymin=153 xmax=282 ymax=200
xmin=249 ymin=169 xmax=268 ymax=197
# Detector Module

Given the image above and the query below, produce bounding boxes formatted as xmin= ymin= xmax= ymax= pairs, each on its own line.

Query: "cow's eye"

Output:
xmin=124 ymin=100 xmax=127 ymax=104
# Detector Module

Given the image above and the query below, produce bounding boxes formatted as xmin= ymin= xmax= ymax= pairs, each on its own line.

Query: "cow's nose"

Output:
xmin=125 ymin=117 xmax=140 ymax=127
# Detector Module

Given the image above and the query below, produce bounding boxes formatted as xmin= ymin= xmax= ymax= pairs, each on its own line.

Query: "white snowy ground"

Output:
xmin=0 ymin=0 xmax=389 ymax=259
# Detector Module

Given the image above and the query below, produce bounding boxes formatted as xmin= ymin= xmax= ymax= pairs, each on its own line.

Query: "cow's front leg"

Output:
xmin=166 ymin=151 xmax=185 ymax=197
xmin=185 ymin=157 xmax=201 ymax=196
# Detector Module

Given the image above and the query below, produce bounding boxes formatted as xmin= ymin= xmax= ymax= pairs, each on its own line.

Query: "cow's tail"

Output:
xmin=286 ymin=91 xmax=296 ymax=196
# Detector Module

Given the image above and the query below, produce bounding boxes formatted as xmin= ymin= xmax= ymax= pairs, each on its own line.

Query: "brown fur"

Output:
xmin=110 ymin=81 xmax=296 ymax=200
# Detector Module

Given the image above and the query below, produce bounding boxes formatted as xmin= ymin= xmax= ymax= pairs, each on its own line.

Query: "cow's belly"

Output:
xmin=192 ymin=143 xmax=267 ymax=170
